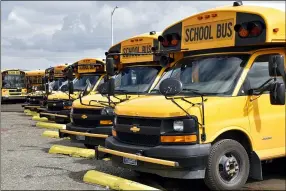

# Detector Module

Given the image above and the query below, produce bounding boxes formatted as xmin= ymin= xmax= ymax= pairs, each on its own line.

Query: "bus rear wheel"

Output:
xmin=204 ymin=139 xmax=249 ymax=190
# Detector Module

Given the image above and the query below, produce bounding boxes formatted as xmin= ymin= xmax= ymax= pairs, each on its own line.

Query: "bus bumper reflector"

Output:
xmin=32 ymin=116 xmax=49 ymax=122
xmin=83 ymin=170 xmax=159 ymax=190
xmin=36 ymin=122 xmax=66 ymax=130
xmin=98 ymin=146 xmax=179 ymax=167
xmin=49 ymin=145 xmax=95 ymax=158
xmin=59 ymin=129 xmax=108 ymax=138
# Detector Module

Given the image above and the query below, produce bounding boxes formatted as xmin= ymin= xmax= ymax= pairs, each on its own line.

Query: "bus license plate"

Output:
xmin=76 ymin=135 xmax=85 ymax=141
xmin=123 ymin=157 xmax=137 ymax=166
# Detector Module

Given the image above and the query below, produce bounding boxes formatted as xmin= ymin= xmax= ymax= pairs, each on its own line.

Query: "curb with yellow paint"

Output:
xmin=24 ymin=109 xmax=31 ymax=113
xmin=36 ymin=122 xmax=66 ymax=130
xmin=32 ymin=116 xmax=49 ymax=122
xmin=83 ymin=170 xmax=160 ymax=190
xmin=41 ymin=131 xmax=71 ymax=139
xmin=49 ymin=145 xmax=95 ymax=158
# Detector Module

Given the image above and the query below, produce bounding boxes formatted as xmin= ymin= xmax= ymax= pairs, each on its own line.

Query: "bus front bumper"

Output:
xmin=98 ymin=137 xmax=211 ymax=179
xmin=39 ymin=110 xmax=70 ymax=123
xmin=59 ymin=123 xmax=112 ymax=146
xmin=2 ymin=95 xmax=26 ymax=101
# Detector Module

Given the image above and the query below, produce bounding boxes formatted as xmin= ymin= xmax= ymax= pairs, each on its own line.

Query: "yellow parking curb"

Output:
xmin=42 ymin=131 xmax=60 ymax=138
xmin=41 ymin=130 xmax=70 ymax=140
xmin=32 ymin=116 xmax=49 ymax=122
xmin=36 ymin=122 xmax=66 ymax=130
xmin=24 ymin=109 xmax=31 ymax=113
xmin=83 ymin=170 xmax=160 ymax=190
xmin=49 ymin=145 xmax=95 ymax=158
xmin=26 ymin=111 xmax=38 ymax=116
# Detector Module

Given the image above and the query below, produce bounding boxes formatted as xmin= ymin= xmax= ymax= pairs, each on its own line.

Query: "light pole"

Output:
xmin=111 ymin=6 xmax=118 ymax=46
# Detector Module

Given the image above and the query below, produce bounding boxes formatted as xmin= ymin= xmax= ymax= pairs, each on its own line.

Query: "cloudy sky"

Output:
xmin=1 ymin=1 xmax=285 ymax=70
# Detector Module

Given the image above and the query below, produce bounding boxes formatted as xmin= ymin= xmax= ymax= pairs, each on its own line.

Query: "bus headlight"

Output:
xmin=101 ymin=107 xmax=114 ymax=116
xmin=173 ymin=120 xmax=184 ymax=132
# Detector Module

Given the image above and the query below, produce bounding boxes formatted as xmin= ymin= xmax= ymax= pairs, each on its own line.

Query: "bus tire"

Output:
xmin=204 ymin=139 xmax=249 ymax=190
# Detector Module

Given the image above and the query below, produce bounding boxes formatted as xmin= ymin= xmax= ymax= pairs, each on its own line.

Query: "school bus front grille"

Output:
xmin=117 ymin=117 xmax=162 ymax=127
xmin=115 ymin=131 xmax=160 ymax=147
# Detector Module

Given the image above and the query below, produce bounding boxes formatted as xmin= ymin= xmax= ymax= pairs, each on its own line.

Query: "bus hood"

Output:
xmin=72 ymin=94 xmax=147 ymax=109
xmin=48 ymin=91 xmax=80 ymax=100
xmin=115 ymin=95 xmax=225 ymax=118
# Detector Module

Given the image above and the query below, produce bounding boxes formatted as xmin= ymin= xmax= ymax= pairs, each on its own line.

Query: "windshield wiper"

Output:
xmin=182 ymin=88 xmax=205 ymax=96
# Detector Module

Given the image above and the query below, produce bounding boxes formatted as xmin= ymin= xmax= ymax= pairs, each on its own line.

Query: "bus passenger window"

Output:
xmin=244 ymin=54 xmax=284 ymax=94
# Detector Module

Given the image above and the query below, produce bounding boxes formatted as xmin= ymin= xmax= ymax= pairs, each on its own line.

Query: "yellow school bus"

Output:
xmin=38 ymin=58 xmax=106 ymax=124
xmin=58 ymin=31 xmax=179 ymax=148
xmin=1 ymin=69 xmax=27 ymax=101
xmin=24 ymin=64 xmax=69 ymax=111
xmin=98 ymin=3 xmax=285 ymax=190
xmin=25 ymin=69 xmax=45 ymax=93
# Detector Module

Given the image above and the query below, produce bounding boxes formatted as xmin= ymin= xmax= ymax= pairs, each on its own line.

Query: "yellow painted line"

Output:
xmin=32 ymin=116 xmax=49 ymax=122
xmin=83 ymin=170 xmax=160 ymax=190
xmin=36 ymin=122 xmax=66 ymax=130
xmin=98 ymin=146 xmax=178 ymax=167
xmin=49 ymin=145 xmax=95 ymax=158
xmin=40 ymin=112 xmax=68 ymax=118
xmin=60 ymin=129 xmax=108 ymax=138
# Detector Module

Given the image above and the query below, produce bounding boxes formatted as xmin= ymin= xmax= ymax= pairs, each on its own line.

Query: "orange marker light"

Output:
xmin=112 ymin=129 xmax=117 ymax=137
xmin=114 ymin=55 xmax=119 ymax=60
xmin=161 ymin=135 xmax=197 ymax=143
xmin=171 ymin=39 xmax=178 ymax=46
xmin=273 ymin=28 xmax=279 ymax=33
xmin=211 ymin=13 xmax=217 ymax=17
xmin=238 ymin=27 xmax=249 ymax=38
xmin=205 ymin=15 xmax=210 ymax=19
xmin=198 ymin=16 xmax=203 ymax=20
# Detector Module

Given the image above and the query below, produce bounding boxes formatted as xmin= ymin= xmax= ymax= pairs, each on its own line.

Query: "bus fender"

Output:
xmin=249 ymin=151 xmax=263 ymax=180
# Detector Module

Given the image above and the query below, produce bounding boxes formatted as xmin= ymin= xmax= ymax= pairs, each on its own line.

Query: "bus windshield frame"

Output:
xmin=151 ymin=54 xmax=250 ymax=96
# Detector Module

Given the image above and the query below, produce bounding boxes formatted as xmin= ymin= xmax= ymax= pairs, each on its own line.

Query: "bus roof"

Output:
xmin=160 ymin=4 xmax=285 ymax=52
xmin=25 ymin=70 xmax=45 ymax=76
xmin=69 ymin=58 xmax=106 ymax=74
xmin=108 ymin=31 xmax=162 ymax=65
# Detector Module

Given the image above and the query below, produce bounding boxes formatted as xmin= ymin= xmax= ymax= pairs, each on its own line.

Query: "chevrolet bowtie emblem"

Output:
xmin=53 ymin=103 xmax=56 ymax=106
xmin=130 ymin=126 xmax=140 ymax=133
xmin=81 ymin=114 xmax=87 ymax=119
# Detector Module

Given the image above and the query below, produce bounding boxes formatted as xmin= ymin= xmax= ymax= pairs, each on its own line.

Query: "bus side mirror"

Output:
xmin=159 ymin=78 xmax=182 ymax=96
xmin=66 ymin=67 xmax=74 ymax=81
xmin=160 ymin=55 xmax=174 ymax=67
xmin=68 ymin=81 xmax=74 ymax=95
xmin=270 ymin=82 xmax=285 ymax=105
xmin=269 ymin=55 xmax=285 ymax=77
xmin=98 ymin=78 xmax=115 ymax=96
xmin=45 ymin=83 xmax=49 ymax=95
xmin=106 ymin=57 xmax=115 ymax=76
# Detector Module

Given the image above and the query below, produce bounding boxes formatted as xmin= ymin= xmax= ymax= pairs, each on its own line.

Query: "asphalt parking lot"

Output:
xmin=1 ymin=103 xmax=285 ymax=190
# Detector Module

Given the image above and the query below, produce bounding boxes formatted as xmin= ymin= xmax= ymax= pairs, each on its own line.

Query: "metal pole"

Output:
xmin=111 ymin=6 xmax=118 ymax=46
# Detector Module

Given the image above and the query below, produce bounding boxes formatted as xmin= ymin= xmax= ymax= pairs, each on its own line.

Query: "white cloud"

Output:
xmin=1 ymin=1 xmax=285 ymax=70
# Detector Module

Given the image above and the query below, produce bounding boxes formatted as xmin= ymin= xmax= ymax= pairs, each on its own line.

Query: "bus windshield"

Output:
xmin=49 ymin=78 xmax=66 ymax=91
xmin=73 ymin=75 xmax=101 ymax=91
xmin=152 ymin=54 xmax=249 ymax=96
xmin=114 ymin=65 xmax=161 ymax=94
xmin=2 ymin=74 xmax=25 ymax=89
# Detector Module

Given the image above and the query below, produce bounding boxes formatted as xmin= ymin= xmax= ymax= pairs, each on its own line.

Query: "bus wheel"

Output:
xmin=204 ymin=139 xmax=249 ymax=190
